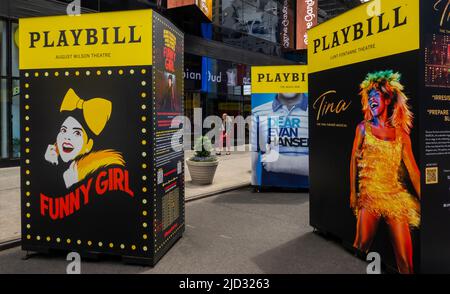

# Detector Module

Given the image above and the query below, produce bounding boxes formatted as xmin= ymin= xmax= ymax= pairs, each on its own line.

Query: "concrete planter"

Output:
xmin=186 ymin=159 xmax=219 ymax=185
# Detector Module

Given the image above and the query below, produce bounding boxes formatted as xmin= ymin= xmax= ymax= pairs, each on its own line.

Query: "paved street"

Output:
xmin=0 ymin=167 xmax=21 ymax=242
xmin=0 ymin=187 xmax=367 ymax=274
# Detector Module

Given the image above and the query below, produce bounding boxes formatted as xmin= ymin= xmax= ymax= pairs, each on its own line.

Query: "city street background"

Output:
xmin=0 ymin=148 xmax=367 ymax=274
xmin=0 ymin=187 xmax=367 ymax=274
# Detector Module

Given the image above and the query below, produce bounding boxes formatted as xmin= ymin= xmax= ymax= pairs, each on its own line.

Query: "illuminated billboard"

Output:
xmin=296 ymin=0 xmax=318 ymax=50
xmin=168 ymin=0 xmax=212 ymax=21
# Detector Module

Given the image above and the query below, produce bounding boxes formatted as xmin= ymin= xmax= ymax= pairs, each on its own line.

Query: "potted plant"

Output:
xmin=186 ymin=136 xmax=219 ymax=185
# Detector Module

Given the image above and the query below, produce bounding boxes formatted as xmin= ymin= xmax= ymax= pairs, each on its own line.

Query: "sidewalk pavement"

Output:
xmin=185 ymin=148 xmax=251 ymax=201
xmin=0 ymin=149 xmax=251 ymax=243
xmin=0 ymin=167 xmax=21 ymax=242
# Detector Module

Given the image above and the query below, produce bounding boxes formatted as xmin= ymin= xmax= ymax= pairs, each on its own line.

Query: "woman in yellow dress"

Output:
xmin=350 ymin=71 xmax=420 ymax=274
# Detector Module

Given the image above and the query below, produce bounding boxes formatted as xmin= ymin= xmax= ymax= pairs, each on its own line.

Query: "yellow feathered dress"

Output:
xmin=356 ymin=123 xmax=420 ymax=227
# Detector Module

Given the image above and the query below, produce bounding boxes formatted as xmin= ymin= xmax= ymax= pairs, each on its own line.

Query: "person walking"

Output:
xmin=216 ymin=113 xmax=233 ymax=155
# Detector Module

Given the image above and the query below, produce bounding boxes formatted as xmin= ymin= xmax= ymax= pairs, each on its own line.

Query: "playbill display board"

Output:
xmin=19 ymin=9 xmax=185 ymax=265
xmin=308 ymin=0 xmax=450 ymax=273
xmin=251 ymin=65 xmax=309 ymax=189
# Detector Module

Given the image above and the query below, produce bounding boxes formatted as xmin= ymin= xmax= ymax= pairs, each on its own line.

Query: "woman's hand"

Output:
xmin=45 ymin=144 xmax=58 ymax=165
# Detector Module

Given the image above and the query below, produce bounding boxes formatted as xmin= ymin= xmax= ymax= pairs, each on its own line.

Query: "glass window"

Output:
xmin=221 ymin=0 xmax=280 ymax=44
xmin=0 ymin=20 xmax=20 ymax=160
xmin=11 ymin=23 xmax=19 ymax=78
xmin=11 ymin=79 xmax=20 ymax=158
xmin=1 ymin=20 xmax=7 ymax=76
xmin=243 ymin=1 xmax=279 ymax=43
xmin=0 ymin=78 xmax=9 ymax=159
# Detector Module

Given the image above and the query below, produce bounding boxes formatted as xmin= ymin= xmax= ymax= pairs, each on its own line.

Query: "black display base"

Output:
xmin=121 ymin=255 xmax=153 ymax=266
xmin=153 ymin=228 xmax=184 ymax=266
xmin=21 ymin=230 xmax=184 ymax=267
xmin=21 ymin=246 xmax=153 ymax=266
xmin=79 ymin=251 xmax=102 ymax=261
xmin=22 ymin=244 xmax=50 ymax=255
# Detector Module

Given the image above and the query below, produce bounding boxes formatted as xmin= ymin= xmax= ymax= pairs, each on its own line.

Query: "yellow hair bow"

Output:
xmin=60 ymin=88 xmax=112 ymax=136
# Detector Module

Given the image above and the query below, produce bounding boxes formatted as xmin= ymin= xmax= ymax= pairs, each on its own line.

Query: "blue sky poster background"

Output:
xmin=251 ymin=93 xmax=276 ymax=109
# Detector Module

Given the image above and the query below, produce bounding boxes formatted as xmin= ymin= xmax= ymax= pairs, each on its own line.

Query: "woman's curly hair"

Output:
xmin=360 ymin=70 xmax=413 ymax=134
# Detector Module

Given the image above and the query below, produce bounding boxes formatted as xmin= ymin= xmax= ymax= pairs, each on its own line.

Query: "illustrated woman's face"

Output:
xmin=56 ymin=116 xmax=86 ymax=163
xmin=368 ymin=89 xmax=388 ymax=117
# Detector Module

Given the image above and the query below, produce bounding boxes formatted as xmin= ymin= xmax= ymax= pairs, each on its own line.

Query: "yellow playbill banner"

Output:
xmin=19 ymin=10 xmax=153 ymax=69
xmin=308 ymin=0 xmax=420 ymax=73
xmin=251 ymin=65 xmax=308 ymax=93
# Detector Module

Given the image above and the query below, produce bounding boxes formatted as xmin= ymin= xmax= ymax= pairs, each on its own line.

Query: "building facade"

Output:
xmin=0 ymin=0 xmax=360 ymax=165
